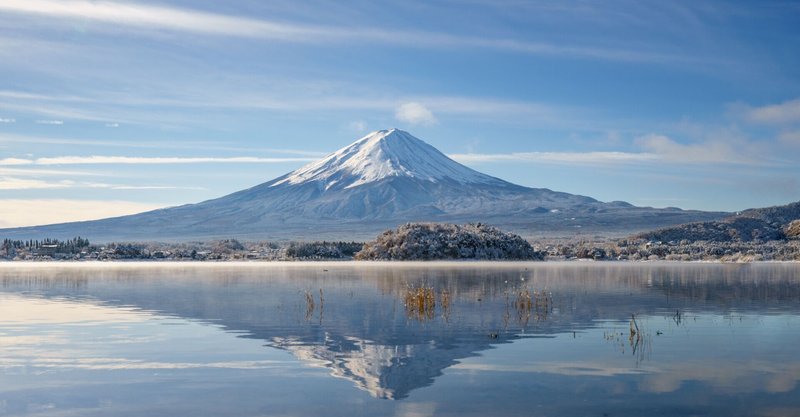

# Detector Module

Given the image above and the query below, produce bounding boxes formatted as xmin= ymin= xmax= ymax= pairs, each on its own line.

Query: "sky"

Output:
xmin=1 ymin=0 xmax=799 ymax=227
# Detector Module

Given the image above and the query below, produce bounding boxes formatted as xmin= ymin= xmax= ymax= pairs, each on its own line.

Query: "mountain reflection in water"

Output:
xmin=1 ymin=262 xmax=799 ymax=415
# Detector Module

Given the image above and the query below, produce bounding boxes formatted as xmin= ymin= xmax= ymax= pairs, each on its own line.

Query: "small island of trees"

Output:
xmin=354 ymin=223 xmax=543 ymax=261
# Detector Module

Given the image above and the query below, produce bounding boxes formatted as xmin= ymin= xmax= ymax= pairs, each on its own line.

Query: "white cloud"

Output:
xmin=348 ymin=120 xmax=367 ymax=132
xmin=0 ymin=155 xmax=315 ymax=165
xmin=0 ymin=199 xmax=168 ymax=227
xmin=450 ymin=151 xmax=658 ymax=165
xmin=84 ymin=183 xmax=205 ymax=191
xmin=0 ymin=158 xmax=33 ymax=165
xmin=0 ymin=90 xmax=90 ymax=102
xmin=0 ymin=177 xmax=74 ymax=190
xmin=0 ymin=176 xmax=204 ymax=191
xmin=0 ymin=133 xmax=326 ymax=156
xmin=0 ymin=117 xmax=15 ymax=123
xmin=0 ymin=100 xmax=125 ymax=123
xmin=450 ymin=133 xmax=784 ymax=167
xmin=105 ymin=122 xmax=120 ymax=128
xmin=395 ymin=102 xmax=437 ymax=126
xmin=0 ymin=0 xmax=691 ymax=64
xmin=634 ymin=133 xmax=761 ymax=165
xmin=0 ymin=0 xmax=314 ymax=40
xmin=1 ymin=88 xmax=571 ymax=127
xmin=0 ymin=167 xmax=102 ymax=177
xmin=742 ymin=98 xmax=800 ymax=125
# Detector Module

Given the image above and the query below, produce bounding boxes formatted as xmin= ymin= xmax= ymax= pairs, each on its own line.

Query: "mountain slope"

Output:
xmin=207 ymin=129 xmax=598 ymax=220
xmin=0 ymin=129 xmax=727 ymax=241
xmin=271 ymin=128 xmax=503 ymax=189
xmin=636 ymin=200 xmax=800 ymax=243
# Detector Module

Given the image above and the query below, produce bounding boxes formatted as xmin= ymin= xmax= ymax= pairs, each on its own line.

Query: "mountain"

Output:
xmin=636 ymin=200 xmax=800 ymax=243
xmin=0 ymin=129 xmax=726 ymax=241
xmin=204 ymin=128 xmax=597 ymax=220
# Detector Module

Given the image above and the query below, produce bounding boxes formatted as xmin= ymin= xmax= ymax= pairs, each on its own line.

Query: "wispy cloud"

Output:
xmin=634 ymin=134 xmax=768 ymax=165
xmin=0 ymin=0 xmax=328 ymax=41
xmin=0 ymin=90 xmax=90 ymax=102
xmin=0 ymin=177 xmax=74 ymax=190
xmin=0 ymin=118 xmax=15 ymax=123
xmin=0 ymin=166 xmax=106 ymax=177
xmin=0 ymin=100 xmax=126 ymax=124
xmin=395 ymin=102 xmax=437 ymax=126
xmin=450 ymin=151 xmax=658 ymax=165
xmin=348 ymin=120 xmax=367 ymax=133
xmin=0 ymin=176 xmax=204 ymax=191
xmin=451 ymin=132 xmax=787 ymax=168
xmin=2 ymin=87 xmax=572 ymax=132
xmin=108 ymin=185 xmax=204 ymax=190
xmin=0 ymin=158 xmax=33 ymax=166
xmin=0 ymin=155 xmax=316 ymax=165
xmin=47 ymin=89 xmax=557 ymax=118
xmin=0 ymin=88 xmax=573 ymax=128
xmin=740 ymin=98 xmax=800 ymax=125
xmin=0 ymin=0 xmax=696 ymax=64
xmin=0 ymin=133 xmax=327 ymax=156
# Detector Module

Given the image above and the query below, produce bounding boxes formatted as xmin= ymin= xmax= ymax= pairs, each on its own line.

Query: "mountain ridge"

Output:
xmin=636 ymin=200 xmax=800 ymax=243
xmin=0 ymin=129 xmax=726 ymax=241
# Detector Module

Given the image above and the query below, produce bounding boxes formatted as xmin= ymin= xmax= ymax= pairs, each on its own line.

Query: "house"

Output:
xmin=35 ymin=244 xmax=59 ymax=256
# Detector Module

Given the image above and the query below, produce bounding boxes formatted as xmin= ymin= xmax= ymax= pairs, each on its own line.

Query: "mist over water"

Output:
xmin=1 ymin=262 xmax=799 ymax=416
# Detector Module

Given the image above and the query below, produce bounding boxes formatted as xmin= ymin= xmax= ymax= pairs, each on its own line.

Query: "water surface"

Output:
xmin=1 ymin=262 xmax=799 ymax=416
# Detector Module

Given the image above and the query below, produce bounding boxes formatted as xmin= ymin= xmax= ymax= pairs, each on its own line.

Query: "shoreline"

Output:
xmin=1 ymin=259 xmax=798 ymax=269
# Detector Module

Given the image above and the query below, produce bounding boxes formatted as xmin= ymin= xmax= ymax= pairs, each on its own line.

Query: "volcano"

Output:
xmin=0 ymin=129 xmax=725 ymax=241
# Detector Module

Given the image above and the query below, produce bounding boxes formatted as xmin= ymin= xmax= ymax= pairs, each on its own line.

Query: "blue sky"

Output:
xmin=1 ymin=0 xmax=799 ymax=227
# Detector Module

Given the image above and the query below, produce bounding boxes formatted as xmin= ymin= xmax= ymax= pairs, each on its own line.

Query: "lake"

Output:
xmin=1 ymin=262 xmax=799 ymax=416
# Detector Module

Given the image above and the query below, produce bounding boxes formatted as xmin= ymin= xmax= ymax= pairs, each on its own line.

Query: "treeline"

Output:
xmin=545 ymin=239 xmax=800 ymax=262
xmin=285 ymin=241 xmax=364 ymax=259
xmin=0 ymin=237 xmax=366 ymax=261
xmin=2 ymin=237 xmax=91 ymax=253
xmin=96 ymin=240 xmax=365 ymax=260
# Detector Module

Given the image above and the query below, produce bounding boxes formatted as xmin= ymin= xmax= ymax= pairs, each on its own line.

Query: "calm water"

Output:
xmin=1 ymin=262 xmax=799 ymax=416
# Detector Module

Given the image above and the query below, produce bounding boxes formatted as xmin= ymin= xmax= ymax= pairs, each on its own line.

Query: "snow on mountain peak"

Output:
xmin=272 ymin=129 xmax=501 ymax=189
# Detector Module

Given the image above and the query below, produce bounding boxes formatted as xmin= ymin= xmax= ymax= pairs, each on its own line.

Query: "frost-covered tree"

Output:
xmin=355 ymin=223 xmax=541 ymax=260
xmin=787 ymin=220 xmax=800 ymax=239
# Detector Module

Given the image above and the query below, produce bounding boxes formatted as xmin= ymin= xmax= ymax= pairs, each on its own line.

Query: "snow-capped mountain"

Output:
xmin=0 ymin=129 xmax=725 ymax=241
xmin=273 ymin=129 xmax=501 ymax=189
xmin=213 ymin=128 xmax=596 ymax=220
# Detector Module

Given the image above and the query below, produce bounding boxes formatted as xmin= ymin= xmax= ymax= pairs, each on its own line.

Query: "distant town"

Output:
xmin=0 ymin=237 xmax=362 ymax=262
